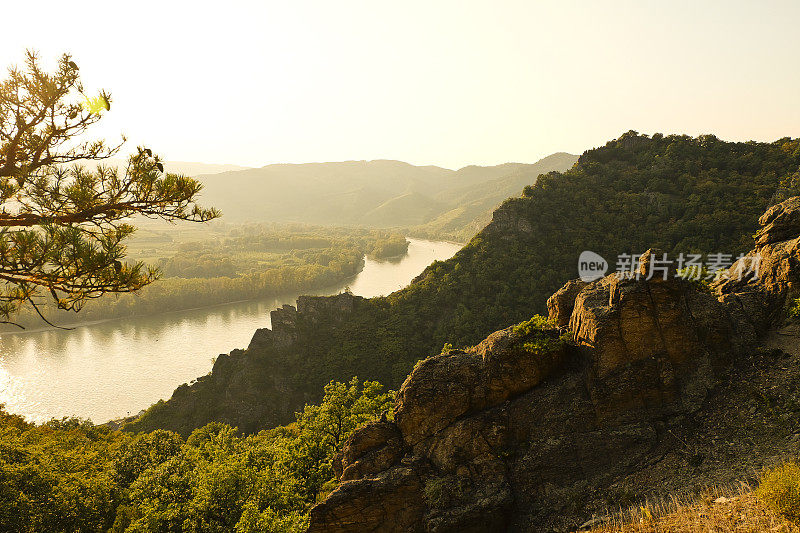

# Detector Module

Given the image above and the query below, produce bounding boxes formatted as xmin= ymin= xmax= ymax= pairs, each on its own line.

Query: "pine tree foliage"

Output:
xmin=0 ymin=51 xmax=218 ymax=325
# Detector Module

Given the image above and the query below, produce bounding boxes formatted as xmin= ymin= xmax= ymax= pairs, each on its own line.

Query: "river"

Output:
xmin=0 ymin=238 xmax=462 ymax=424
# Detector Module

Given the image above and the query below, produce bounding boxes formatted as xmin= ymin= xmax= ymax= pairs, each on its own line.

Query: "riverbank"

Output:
xmin=2 ymin=238 xmax=467 ymax=335
xmin=0 ymin=238 xmax=463 ymax=424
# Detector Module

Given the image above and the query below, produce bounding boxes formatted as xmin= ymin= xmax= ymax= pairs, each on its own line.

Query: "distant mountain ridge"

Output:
xmin=71 ymin=158 xmax=251 ymax=176
xmin=194 ymin=153 xmax=578 ymax=239
xmin=161 ymin=161 xmax=252 ymax=176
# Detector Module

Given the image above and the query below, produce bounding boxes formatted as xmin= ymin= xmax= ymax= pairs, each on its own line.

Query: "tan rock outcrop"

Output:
xmin=309 ymin=458 xmax=428 ymax=533
xmin=546 ymin=279 xmax=586 ymax=328
xmin=248 ymin=293 xmax=364 ymax=351
xmin=309 ymin=325 xmax=572 ymax=533
xmin=755 ymin=196 xmax=800 ymax=247
xmin=714 ymin=196 xmax=800 ymax=336
xmin=570 ymin=250 xmax=732 ymax=423
xmin=335 ymin=421 xmax=405 ymax=482
xmin=309 ymin=258 xmax=739 ymax=532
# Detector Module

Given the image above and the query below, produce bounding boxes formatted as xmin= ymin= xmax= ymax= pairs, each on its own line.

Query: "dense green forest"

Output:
xmin=3 ymin=225 xmax=409 ymax=330
xmin=129 ymin=132 xmax=800 ymax=435
xmin=367 ymin=132 xmax=800 ymax=355
xmin=383 ymin=133 xmax=800 ymax=355
xmin=0 ymin=379 xmax=392 ymax=533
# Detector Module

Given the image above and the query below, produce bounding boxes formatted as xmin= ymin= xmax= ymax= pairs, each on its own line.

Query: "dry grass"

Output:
xmin=584 ymin=483 xmax=800 ymax=533
xmin=757 ymin=462 xmax=800 ymax=523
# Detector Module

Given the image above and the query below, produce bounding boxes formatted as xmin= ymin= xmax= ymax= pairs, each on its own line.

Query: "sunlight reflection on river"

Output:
xmin=0 ymin=238 xmax=461 ymax=423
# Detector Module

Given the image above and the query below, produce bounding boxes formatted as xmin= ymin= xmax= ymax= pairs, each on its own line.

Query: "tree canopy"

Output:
xmin=0 ymin=378 xmax=392 ymax=532
xmin=0 ymin=51 xmax=218 ymax=325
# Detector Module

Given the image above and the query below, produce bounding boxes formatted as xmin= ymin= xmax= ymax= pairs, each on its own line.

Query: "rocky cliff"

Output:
xmin=247 ymin=294 xmax=363 ymax=351
xmin=125 ymin=293 xmax=366 ymax=435
xmin=307 ymin=197 xmax=800 ymax=532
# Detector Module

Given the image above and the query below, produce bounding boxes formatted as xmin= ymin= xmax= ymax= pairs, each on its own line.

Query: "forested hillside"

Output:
xmin=411 ymin=152 xmax=579 ymax=240
xmin=130 ymin=132 xmax=800 ymax=435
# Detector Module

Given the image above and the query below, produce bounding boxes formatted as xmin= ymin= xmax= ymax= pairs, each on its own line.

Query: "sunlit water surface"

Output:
xmin=0 ymin=238 xmax=461 ymax=423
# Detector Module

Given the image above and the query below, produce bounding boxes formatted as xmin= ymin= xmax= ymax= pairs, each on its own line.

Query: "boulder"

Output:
xmin=336 ymin=421 xmax=405 ymax=482
xmin=547 ymin=279 xmax=587 ymax=327
xmin=394 ymin=326 xmax=569 ymax=450
xmin=715 ymin=196 xmax=800 ymax=335
xmin=570 ymin=250 xmax=733 ymax=423
xmin=755 ymin=196 xmax=800 ymax=247
xmin=308 ymin=458 xmax=428 ymax=533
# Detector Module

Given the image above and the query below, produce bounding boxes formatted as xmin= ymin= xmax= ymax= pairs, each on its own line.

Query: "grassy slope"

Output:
xmin=586 ymin=487 xmax=797 ymax=533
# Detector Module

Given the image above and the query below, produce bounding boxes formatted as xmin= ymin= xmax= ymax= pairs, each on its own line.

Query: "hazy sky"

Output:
xmin=2 ymin=1 xmax=798 ymax=169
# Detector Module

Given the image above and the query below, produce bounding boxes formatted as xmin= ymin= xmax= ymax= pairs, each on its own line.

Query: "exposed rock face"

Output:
xmin=755 ymin=196 xmax=800 ymax=247
xmin=310 ymin=325 xmax=574 ymax=533
xmin=546 ymin=279 xmax=586 ymax=328
xmin=571 ymin=251 xmax=733 ymax=425
xmin=309 ymin=199 xmax=800 ymax=532
xmin=395 ymin=327 xmax=569 ymax=452
xmin=309 ymin=259 xmax=732 ymax=532
xmin=311 ymin=457 xmax=429 ymax=533
xmin=488 ymin=203 xmax=533 ymax=234
xmin=248 ymin=304 xmax=298 ymax=350
xmin=127 ymin=292 xmax=365 ymax=435
xmin=714 ymin=196 xmax=800 ymax=337
xmin=335 ymin=421 xmax=405 ymax=482
xmin=248 ymin=294 xmax=363 ymax=351
xmin=297 ymin=293 xmax=360 ymax=317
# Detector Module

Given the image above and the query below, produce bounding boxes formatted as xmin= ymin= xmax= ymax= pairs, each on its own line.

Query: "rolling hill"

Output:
xmin=193 ymin=154 xmax=578 ymax=239
xmin=73 ymin=158 xmax=251 ymax=176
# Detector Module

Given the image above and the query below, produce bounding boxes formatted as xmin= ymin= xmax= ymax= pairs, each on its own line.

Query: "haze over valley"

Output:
xmin=1 ymin=2 xmax=799 ymax=532
xmin=192 ymin=152 xmax=578 ymax=240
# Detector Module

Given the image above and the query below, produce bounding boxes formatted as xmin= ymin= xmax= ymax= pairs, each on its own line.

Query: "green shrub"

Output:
xmin=788 ymin=298 xmax=800 ymax=319
xmin=757 ymin=462 xmax=800 ymax=521
xmin=512 ymin=315 xmax=567 ymax=353
xmin=511 ymin=314 xmax=553 ymax=336
xmin=0 ymin=380 xmax=390 ymax=532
